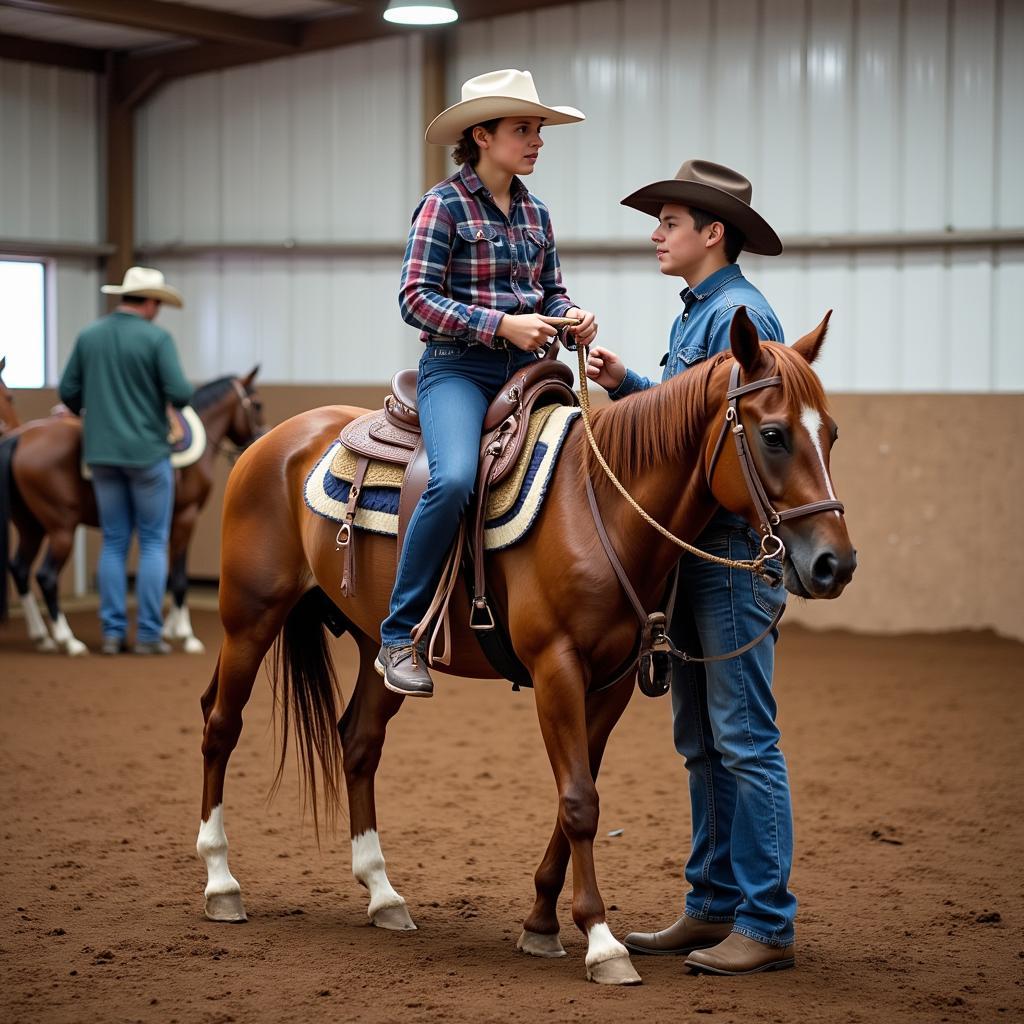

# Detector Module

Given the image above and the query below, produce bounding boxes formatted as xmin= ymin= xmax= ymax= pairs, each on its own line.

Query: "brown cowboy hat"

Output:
xmin=620 ymin=159 xmax=783 ymax=256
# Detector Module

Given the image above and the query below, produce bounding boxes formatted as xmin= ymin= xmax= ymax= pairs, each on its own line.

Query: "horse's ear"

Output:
xmin=0 ymin=356 xmax=5 ymax=373
xmin=792 ymin=310 xmax=832 ymax=365
xmin=730 ymin=306 xmax=767 ymax=374
xmin=243 ymin=364 xmax=260 ymax=387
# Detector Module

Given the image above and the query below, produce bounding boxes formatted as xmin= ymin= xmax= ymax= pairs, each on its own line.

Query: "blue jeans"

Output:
xmin=90 ymin=459 xmax=174 ymax=643
xmin=381 ymin=343 xmax=536 ymax=646
xmin=669 ymin=521 xmax=795 ymax=947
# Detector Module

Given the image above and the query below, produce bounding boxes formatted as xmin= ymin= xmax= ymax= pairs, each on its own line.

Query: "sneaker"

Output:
xmin=101 ymin=636 xmax=128 ymax=656
xmin=374 ymin=642 xmax=434 ymax=698
xmin=133 ymin=640 xmax=172 ymax=656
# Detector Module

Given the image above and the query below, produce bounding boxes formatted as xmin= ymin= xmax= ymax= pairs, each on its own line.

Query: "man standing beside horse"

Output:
xmin=586 ymin=160 xmax=797 ymax=976
xmin=58 ymin=266 xmax=192 ymax=655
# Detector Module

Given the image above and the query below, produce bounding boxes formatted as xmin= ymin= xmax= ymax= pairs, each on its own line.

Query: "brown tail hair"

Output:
xmin=268 ymin=588 xmax=347 ymax=840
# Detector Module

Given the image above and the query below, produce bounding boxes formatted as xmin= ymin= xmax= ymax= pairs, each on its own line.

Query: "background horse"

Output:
xmin=0 ymin=368 xmax=264 ymax=654
xmin=0 ymin=357 xmax=18 ymax=436
xmin=197 ymin=311 xmax=855 ymax=986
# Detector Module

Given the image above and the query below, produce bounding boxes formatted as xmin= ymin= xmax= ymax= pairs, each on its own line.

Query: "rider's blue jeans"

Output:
xmin=90 ymin=458 xmax=174 ymax=644
xmin=669 ymin=519 xmax=795 ymax=947
xmin=381 ymin=342 xmax=536 ymax=647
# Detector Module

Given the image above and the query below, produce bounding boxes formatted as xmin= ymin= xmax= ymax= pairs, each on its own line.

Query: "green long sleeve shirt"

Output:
xmin=58 ymin=311 xmax=193 ymax=467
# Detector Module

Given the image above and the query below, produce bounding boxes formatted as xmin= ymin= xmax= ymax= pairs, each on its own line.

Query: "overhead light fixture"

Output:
xmin=383 ymin=0 xmax=458 ymax=26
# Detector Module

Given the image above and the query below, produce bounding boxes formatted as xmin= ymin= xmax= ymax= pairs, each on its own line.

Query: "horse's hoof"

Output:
xmin=516 ymin=929 xmax=566 ymax=958
xmin=64 ymin=639 xmax=88 ymax=657
xmin=183 ymin=636 xmax=206 ymax=655
xmin=35 ymin=636 xmax=58 ymax=653
xmin=371 ymin=903 xmax=417 ymax=931
xmin=205 ymin=891 xmax=248 ymax=923
xmin=586 ymin=954 xmax=642 ymax=986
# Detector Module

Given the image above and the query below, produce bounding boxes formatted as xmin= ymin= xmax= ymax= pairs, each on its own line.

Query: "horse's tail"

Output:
xmin=268 ymin=587 xmax=350 ymax=840
xmin=0 ymin=434 xmax=19 ymax=622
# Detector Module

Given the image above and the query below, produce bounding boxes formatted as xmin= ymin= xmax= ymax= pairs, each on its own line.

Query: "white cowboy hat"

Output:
xmin=425 ymin=69 xmax=585 ymax=145
xmin=101 ymin=266 xmax=184 ymax=308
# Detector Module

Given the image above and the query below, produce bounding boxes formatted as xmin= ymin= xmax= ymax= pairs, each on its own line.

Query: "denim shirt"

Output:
xmin=610 ymin=264 xmax=784 ymax=399
xmin=610 ymin=263 xmax=784 ymax=533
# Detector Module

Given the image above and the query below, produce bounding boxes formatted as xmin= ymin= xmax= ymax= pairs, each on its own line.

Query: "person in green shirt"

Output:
xmin=59 ymin=267 xmax=193 ymax=655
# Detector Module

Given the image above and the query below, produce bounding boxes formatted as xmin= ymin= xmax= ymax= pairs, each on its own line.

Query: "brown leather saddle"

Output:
xmin=336 ymin=347 xmax=578 ymax=634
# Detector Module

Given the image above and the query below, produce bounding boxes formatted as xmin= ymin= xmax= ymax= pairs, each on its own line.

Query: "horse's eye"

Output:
xmin=761 ymin=428 xmax=785 ymax=448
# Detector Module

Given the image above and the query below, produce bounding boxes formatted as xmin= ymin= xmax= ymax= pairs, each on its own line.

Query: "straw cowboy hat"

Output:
xmin=620 ymin=159 xmax=783 ymax=256
xmin=425 ymin=69 xmax=585 ymax=145
xmin=101 ymin=266 xmax=184 ymax=308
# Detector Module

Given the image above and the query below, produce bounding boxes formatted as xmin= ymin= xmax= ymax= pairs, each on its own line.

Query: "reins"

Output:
xmin=565 ymin=327 xmax=844 ymax=687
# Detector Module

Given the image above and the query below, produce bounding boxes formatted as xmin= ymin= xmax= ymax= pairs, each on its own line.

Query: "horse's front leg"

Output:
xmin=532 ymin=651 xmax=641 ymax=985
xmin=339 ymin=634 xmax=415 ymax=931
xmin=519 ymin=674 xmax=634 ymax=960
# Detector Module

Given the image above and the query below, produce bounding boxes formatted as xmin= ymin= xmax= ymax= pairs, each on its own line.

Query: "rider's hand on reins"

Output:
xmin=498 ymin=313 xmax=561 ymax=352
xmin=565 ymin=307 xmax=598 ymax=345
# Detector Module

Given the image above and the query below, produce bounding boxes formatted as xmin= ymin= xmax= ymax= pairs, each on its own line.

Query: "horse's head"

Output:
xmin=706 ymin=308 xmax=856 ymax=600
xmin=0 ymin=356 xmax=19 ymax=435
xmin=226 ymin=365 xmax=267 ymax=450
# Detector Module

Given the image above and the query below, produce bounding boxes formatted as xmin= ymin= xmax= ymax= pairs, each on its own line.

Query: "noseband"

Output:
xmin=706 ymin=362 xmax=845 ymax=550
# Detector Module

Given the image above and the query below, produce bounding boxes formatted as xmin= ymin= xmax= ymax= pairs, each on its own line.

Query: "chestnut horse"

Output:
xmin=197 ymin=311 xmax=855 ymax=986
xmin=0 ymin=368 xmax=264 ymax=653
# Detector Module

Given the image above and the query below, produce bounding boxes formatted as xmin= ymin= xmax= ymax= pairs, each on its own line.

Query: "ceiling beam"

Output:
xmin=116 ymin=0 xmax=597 ymax=99
xmin=0 ymin=29 xmax=104 ymax=71
xmin=0 ymin=0 xmax=302 ymax=49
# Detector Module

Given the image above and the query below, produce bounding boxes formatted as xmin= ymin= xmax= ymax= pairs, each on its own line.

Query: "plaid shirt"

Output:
xmin=399 ymin=162 xmax=576 ymax=347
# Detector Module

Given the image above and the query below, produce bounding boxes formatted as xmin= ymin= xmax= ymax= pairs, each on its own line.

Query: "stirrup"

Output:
xmin=637 ymin=612 xmax=672 ymax=697
xmin=469 ymin=597 xmax=496 ymax=631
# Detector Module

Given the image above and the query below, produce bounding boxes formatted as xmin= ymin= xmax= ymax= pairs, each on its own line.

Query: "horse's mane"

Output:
xmin=190 ymin=375 xmax=236 ymax=412
xmin=587 ymin=354 xmax=727 ymax=480
xmin=587 ymin=343 xmax=828 ymax=480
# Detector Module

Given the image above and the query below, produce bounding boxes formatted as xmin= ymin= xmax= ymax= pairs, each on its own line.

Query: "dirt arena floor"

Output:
xmin=1 ymin=608 xmax=1022 ymax=1023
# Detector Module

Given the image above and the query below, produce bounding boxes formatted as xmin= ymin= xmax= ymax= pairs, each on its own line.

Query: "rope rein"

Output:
xmin=572 ymin=340 xmax=779 ymax=581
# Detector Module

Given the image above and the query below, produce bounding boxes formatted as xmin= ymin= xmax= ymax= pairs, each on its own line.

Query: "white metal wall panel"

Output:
xmin=136 ymin=35 xmax=423 ymax=247
xmin=152 ymin=256 xmax=420 ymax=385
xmin=0 ymin=58 xmax=99 ymax=243
xmin=443 ymin=0 xmax=1023 ymax=392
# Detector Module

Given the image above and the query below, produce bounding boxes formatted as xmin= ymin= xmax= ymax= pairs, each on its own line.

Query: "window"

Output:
xmin=0 ymin=260 xmax=47 ymax=388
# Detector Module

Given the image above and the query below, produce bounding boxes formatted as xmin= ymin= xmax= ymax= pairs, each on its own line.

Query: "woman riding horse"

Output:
xmin=376 ymin=69 xmax=598 ymax=697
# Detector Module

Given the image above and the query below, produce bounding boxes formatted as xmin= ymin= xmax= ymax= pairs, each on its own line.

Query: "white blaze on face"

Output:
xmin=351 ymin=829 xmax=406 ymax=917
xmin=799 ymin=405 xmax=841 ymax=516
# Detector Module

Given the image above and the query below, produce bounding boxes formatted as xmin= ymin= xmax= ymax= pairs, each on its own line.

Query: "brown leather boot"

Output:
xmin=375 ymin=643 xmax=434 ymax=698
xmin=623 ymin=915 xmax=733 ymax=956
xmin=685 ymin=932 xmax=795 ymax=975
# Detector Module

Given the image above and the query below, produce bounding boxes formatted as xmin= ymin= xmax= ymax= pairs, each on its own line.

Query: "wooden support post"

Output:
xmin=422 ymin=28 xmax=451 ymax=195
xmin=104 ymin=55 xmax=135 ymax=302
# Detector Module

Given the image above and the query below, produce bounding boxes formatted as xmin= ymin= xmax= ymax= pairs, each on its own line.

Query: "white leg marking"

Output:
xmin=21 ymin=593 xmax=56 ymax=649
xmin=585 ymin=922 xmax=630 ymax=968
xmin=800 ymin=406 xmax=841 ymax=517
xmin=21 ymin=592 xmax=49 ymax=638
xmin=352 ymin=829 xmax=407 ymax=919
xmin=166 ymin=603 xmax=205 ymax=653
xmin=52 ymin=613 xmax=88 ymax=656
xmin=162 ymin=604 xmax=181 ymax=639
xmin=197 ymin=805 xmax=241 ymax=899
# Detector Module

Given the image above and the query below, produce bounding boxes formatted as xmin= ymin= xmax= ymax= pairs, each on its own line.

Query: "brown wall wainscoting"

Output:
xmin=8 ymin=386 xmax=1023 ymax=642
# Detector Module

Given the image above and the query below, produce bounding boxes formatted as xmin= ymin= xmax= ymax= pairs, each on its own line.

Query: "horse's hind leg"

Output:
xmin=197 ymin=591 xmax=297 ymax=923
xmin=339 ymin=634 xmax=414 ymax=930
xmin=519 ymin=676 xmax=633 ymax=960
xmin=163 ymin=507 xmax=205 ymax=654
xmin=36 ymin=528 xmax=88 ymax=656
xmin=8 ymin=514 xmax=54 ymax=651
